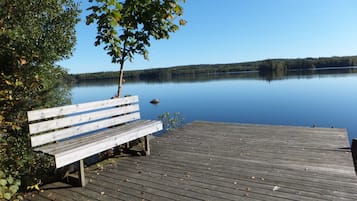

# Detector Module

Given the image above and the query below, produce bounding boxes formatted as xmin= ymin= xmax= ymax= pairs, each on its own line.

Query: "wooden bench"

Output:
xmin=27 ymin=96 xmax=162 ymax=187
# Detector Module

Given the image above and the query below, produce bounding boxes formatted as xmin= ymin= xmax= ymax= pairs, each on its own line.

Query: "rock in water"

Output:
xmin=150 ymin=98 xmax=160 ymax=104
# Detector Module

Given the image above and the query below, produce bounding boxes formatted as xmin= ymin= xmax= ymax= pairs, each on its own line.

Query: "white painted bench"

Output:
xmin=27 ymin=96 xmax=162 ymax=186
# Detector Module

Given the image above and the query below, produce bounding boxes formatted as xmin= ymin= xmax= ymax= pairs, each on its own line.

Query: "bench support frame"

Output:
xmin=144 ymin=135 xmax=150 ymax=156
xmin=79 ymin=160 xmax=86 ymax=187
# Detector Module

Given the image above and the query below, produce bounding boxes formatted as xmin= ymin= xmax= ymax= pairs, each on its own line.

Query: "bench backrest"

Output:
xmin=28 ymin=96 xmax=140 ymax=147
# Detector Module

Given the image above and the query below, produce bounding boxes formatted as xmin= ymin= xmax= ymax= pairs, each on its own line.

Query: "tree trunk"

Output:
xmin=116 ymin=60 xmax=125 ymax=97
xmin=116 ymin=39 xmax=128 ymax=98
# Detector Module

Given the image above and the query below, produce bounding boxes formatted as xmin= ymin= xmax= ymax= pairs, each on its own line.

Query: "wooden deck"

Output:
xmin=27 ymin=121 xmax=357 ymax=201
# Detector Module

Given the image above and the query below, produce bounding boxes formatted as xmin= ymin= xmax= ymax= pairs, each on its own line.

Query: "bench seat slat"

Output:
xmin=36 ymin=120 xmax=153 ymax=154
xmin=29 ymin=104 xmax=139 ymax=134
xmin=31 ymin=112 xmax=140 ymax=147
xmin=34 ymin=120 xmax=163 ymax=168
xmin=28 ymin=96 xmax=139 ymax=121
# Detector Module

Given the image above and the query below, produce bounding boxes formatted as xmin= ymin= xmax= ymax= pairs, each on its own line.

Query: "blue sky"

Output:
xmin=60 ymin=0 xmax=357 ymax=74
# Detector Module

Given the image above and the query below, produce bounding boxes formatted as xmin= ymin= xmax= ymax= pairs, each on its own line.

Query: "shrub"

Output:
xmin=158 ymin=112 xmax=184 ymax=133
xmin=0 ymin=0 xmax=79 ymax=197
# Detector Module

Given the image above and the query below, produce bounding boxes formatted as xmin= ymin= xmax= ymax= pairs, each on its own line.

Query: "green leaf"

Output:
xmin=14 ymin=180 xmax=21 ymax=187
xmin=0 ymin=179 xmax=7 ymax=186
xmin=9 ymin=185 xmax=19 ymax=194
xmin=174 ymin=5 xmax=182 ymax=14
xmin=17 ymin=195 xmax=24 ymax=200
xmin=4 ymin=80 xmax=12 ymax=86
xmin=7 ymin=176 xmax=13 ymax=185
xmin=4 ymin=192 xmax=11 ymax=200
xmin=112 ymin=11 xmax=121 ymax=21
xmin=110 ymin=20 xmax=118 ymax=27
xmin=15 ymin=79 xmax=23 ymax=86
xmin=115 ymin=2 xmax=122 ymax=10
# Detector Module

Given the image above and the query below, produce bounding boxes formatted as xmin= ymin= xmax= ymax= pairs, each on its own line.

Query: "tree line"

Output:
xmin=69 ymin=55 xmax=357 ymax=82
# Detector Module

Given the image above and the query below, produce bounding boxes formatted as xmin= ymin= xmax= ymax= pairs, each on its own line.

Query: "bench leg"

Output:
xmin=79 ymin=160 xmax=86 ymax=187
xmin=144 ymin=135 xmax=150 ymax=156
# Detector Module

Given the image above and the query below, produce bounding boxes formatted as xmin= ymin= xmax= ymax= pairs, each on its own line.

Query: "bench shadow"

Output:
xmin=41 ymin=183 xmax=74 ymax=190
xmin=40 ymin=143 xmax=146 ymax=189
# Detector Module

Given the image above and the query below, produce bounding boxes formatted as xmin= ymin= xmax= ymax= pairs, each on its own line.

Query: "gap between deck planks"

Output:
xmin=27 ymin=121 xmax=357 ymax=201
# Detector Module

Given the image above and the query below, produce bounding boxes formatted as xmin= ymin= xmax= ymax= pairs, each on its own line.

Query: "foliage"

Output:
xmin=0 ymin=0 xmax=79 ymax=71
xmin=0 ymin=0 xmax=79 ymax=196
xmin=0 ymin=67 xmax=71 ymax=134
xmin=158 ymin=112 xmax=184 ymax=133
xmin=0 ymin=169 xmax=23 ymax=201
xmin=86 ymin=0 xmax=186 ymax=96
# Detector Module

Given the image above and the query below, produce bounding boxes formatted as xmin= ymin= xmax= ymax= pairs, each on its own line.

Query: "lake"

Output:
xmin=71 ymin=68 xmax=357 ymax=143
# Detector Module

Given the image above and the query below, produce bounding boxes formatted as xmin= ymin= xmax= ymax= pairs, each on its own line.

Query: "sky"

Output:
xmin=60 ymin=0 xmax=357 ymax=74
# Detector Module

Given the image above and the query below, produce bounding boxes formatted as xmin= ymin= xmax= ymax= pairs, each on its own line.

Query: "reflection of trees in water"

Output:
xmin=71 ymin=56 xmax=357 ymax=84
xmin=73 ymin=78 xmax=118 ymax=87
xmin=74 ymin=67 xmax=357 ymax=87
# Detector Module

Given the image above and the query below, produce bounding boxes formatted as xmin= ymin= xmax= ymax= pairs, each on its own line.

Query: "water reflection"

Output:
xmin=72 ymin=67 xmax=357 ymax=87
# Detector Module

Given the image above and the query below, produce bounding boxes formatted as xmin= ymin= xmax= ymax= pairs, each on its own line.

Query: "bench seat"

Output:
xmin=35 ymin=120 xmax=162 ymax=168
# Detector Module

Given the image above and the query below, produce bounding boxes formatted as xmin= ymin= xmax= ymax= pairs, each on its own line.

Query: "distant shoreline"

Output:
xmin=67 ymin=55 xmax=357 ymax=83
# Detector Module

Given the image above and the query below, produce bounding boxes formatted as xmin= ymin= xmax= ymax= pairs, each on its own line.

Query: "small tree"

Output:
xmin=86 ymin=0 xmax=186 ymax=97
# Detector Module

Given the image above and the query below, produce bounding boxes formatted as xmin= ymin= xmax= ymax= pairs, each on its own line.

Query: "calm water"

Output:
xmin=71 ymin=70 xmax=357 ymax=143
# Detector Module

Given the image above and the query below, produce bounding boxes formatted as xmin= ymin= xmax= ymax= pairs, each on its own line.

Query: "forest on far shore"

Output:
xmin=68 ymin=55 xmax=357 ymax=83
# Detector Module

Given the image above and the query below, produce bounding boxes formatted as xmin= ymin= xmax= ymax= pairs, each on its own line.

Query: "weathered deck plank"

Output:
xmin=27 ymin=121 xmax=357 ymax=201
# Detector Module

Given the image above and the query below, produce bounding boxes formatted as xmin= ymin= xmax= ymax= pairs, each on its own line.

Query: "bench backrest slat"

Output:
xmin=31 ymin=112 xmax=140 ymax=147
xmin=29 ymin=104 xmax=139 ymax=134
xmin=27 ymin=96 xmax=139 ymax=121
xmin=28 ymin=96 xmax=141 ymax=147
